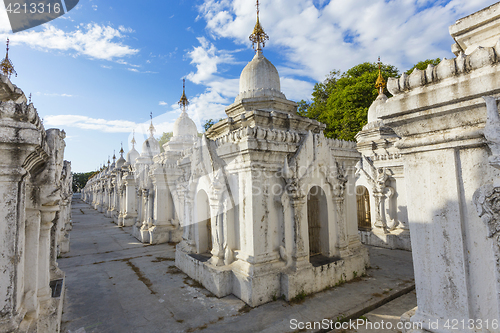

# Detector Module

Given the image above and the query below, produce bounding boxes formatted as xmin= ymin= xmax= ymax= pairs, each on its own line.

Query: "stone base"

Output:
xmin=176 ymin=248 xmax=233 ymax=298
xmin=18 ymin=277 xmax=66 ymax=333
xmin=399 ymin=307 xmax=472 ymax=333
xmin=111 ymin=211 xmax=119 ymax=224
xmin=148 ymin=225 xmax=182 ymax=245
xmin=0 ymin=312 xmax=25 ymax=333
xmin=122 ymin=215 xmax=137 ymax=227
xmin=401 ymin=307 xmax=422 ymax=333
xmin=117 ymin=215 xmax=124 ymax=227
xmin=176 ymin=243 xmax=370 ymax=307
xmin=59 ymin=236 xmax=70 ymax=254
xmin=132 ymin=225 xmax=150 ymax=243
xmin=282 ymin=245 xmax=369 ymax=301
xmin=231 ymin=259 xmax=284 ymax=306
xmin=359 ymin=228 xmax=411 ymax=251
xmin=131 ymin=225 xmax=141 ymax=240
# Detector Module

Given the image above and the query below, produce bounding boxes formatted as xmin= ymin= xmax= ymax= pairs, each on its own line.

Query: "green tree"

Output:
xmin=405 ymin=58 xmax=441 ymax=75
xmin=72 ymin=171 xmax=98 ymax=192
xmin=203 ymin=118 xmax=224 ymax=132
xmin=158 ymin=132 xmax=173 ymax=152
xmin=299 ymin=63 xmax=399 ymax=141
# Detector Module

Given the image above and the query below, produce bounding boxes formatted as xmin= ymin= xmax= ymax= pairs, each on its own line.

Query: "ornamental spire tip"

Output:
xmin=375 ymin=56 xmax=386 ymax=95
xmin=178 ymin=78 xmax=189 ymax=112
xmin=249 ymin=0 xmax=269 ymax=52
xmin=1 ymin=38 xmax=17 ymax=78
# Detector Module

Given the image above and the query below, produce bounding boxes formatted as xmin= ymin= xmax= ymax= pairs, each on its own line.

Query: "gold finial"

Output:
xmin=1 ymin=39 xmax=17 ymax=78
xmin=107 ymin=157 xmax=110 ymax=166
xmin=113 ymin=150 xmax=116 ymax=161
xmin=149 ymin=112 xmax=155 ymax=137
xmin=119 ymin=142 xmax=124 ymax=156
xmin=178 ymin=79 xmax=189 ymax=112
xmin=249 ymin=0 xmax=269 ymax=51
xmin=375 ymin=56 xmax=386 ymax=95
xmin=131 ymin=130 xmax=136 ymax=148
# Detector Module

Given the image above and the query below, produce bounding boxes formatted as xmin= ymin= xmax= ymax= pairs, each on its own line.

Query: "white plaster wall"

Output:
xmin=459 ymin=147 xmax=500 ymax=322
xmin=405 ymin=149 xmax=472 ymax=323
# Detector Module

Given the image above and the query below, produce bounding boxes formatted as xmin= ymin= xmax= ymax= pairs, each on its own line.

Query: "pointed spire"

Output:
xmin=131 ymin=130 xmax=137 ymax=148
xmin=249 ymin=0 xmax=269 ymax=52
xmin=28 ymin=93 xmax=32 ymax=104
xmin=119 ymin=142 xmax=124 ymax=157
xmin=149 ymin=112 xmax=156 ymax=137
xmin=107 ymin=156 xmax=110 ymax=166
xmin=112 ymin=150 xmax=116 ymax=161
xmin=1 ymin=39 xmax=16 ymax=78
xmin=375 ymin=56 xmax=386 ymax=95
xmin=178 ymin=79 xmax=189 ymax=113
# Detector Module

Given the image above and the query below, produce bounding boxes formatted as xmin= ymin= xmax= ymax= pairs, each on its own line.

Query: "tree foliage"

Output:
xmin=203 ymin=118 xmax=224 ymax=132
xmin=72 ymin=171 xmax=98 ymax=192
xmin=158 ymin=132 xmax=173 ymax=152
xmin=299 ymin=63 xmax=399 ymax=141
xmin=405 ymin=58 xmax=441 ymax=75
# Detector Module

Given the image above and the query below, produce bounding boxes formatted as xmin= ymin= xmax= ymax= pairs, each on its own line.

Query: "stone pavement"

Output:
xmin=60 ymin=196 xmax=416 ymax=333
xmin=328 ymin=291 xmax=417 ymax=333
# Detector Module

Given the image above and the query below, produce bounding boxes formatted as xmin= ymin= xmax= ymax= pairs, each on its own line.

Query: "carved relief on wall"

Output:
xmin=473 ymin=183 xmax=500 ymax=308
xmin=474 ymin=184 xmax=500 ymax=239
xmin=482 ymin=96 xmax=500 ymax=169
xmin=326 ymin=161 xmax=348 ymax=198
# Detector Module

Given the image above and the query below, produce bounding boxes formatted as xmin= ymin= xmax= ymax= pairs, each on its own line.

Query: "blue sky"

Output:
xmin=0 ymin=0 xmax=494 ymax=172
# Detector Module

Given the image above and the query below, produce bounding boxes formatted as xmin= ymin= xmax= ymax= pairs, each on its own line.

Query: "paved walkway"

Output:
xmin=60 ymin=196 xmax=416 ymax=333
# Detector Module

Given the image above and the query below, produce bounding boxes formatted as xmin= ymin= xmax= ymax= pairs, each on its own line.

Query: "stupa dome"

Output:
xmin=116 ymin=156 xmax=126 ymax=169
xmin=127 ymin=134 xmax=140 ymax=164
xmin=142 ymin=135 xmax=160 ymax=158
xmin=235 ymin=50 xmax=285 ymax=102
xmin=126 ymin=147 xmax=140 ymax=165
xmin=173 ymin=111 xmax=198 ymax=138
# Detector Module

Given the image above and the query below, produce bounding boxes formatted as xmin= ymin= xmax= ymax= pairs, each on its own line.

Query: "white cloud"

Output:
xmin=179 ymin=0 xmax=496 ymax=129
xmin=280 ymin=77 xmax=314 ymax=102
xmin=180 ymin=0 xmax=495 ymax=119
xmin=182 ymin=37 xmax=247 ymax=124
xmin=43 ymin=113 xmax=179 ymax=156
xmin=44 ymin=114 xmax=175 ymax=136
xmin=159 ymin=101 xmax=168 ymax=106
xmin=0 ymin=4 xmax=11 ymax=32
xmin=44 ymin=115 xmax=139 ymax=133
xmin=188 ymin=88 xmax=232 ymax=124
xmin=186 ymin=37 xmax=239 ymax=84
xmin=43 ymin=93 xmax=74 ymax=97
xmin=118 ymin=26 xmax=135 ymax=33
xmin=127 ymin=68 xmax=158 ymax=74
xmin=0 ymin=23 xmax=138 ymax=61
xmin=196 ymin=0 xmax=494 ymax=80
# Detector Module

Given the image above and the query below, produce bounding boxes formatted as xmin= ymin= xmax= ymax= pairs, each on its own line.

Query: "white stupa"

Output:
xmin=126 ymin=131 xmax=140 ymax=165
xmin=116 ymin=144 xmax=126 ymax=169
xmin=164 ymin=80 xmax=198 ymax=152
xmin=141 ymin=117 xmax=161 ymax=158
